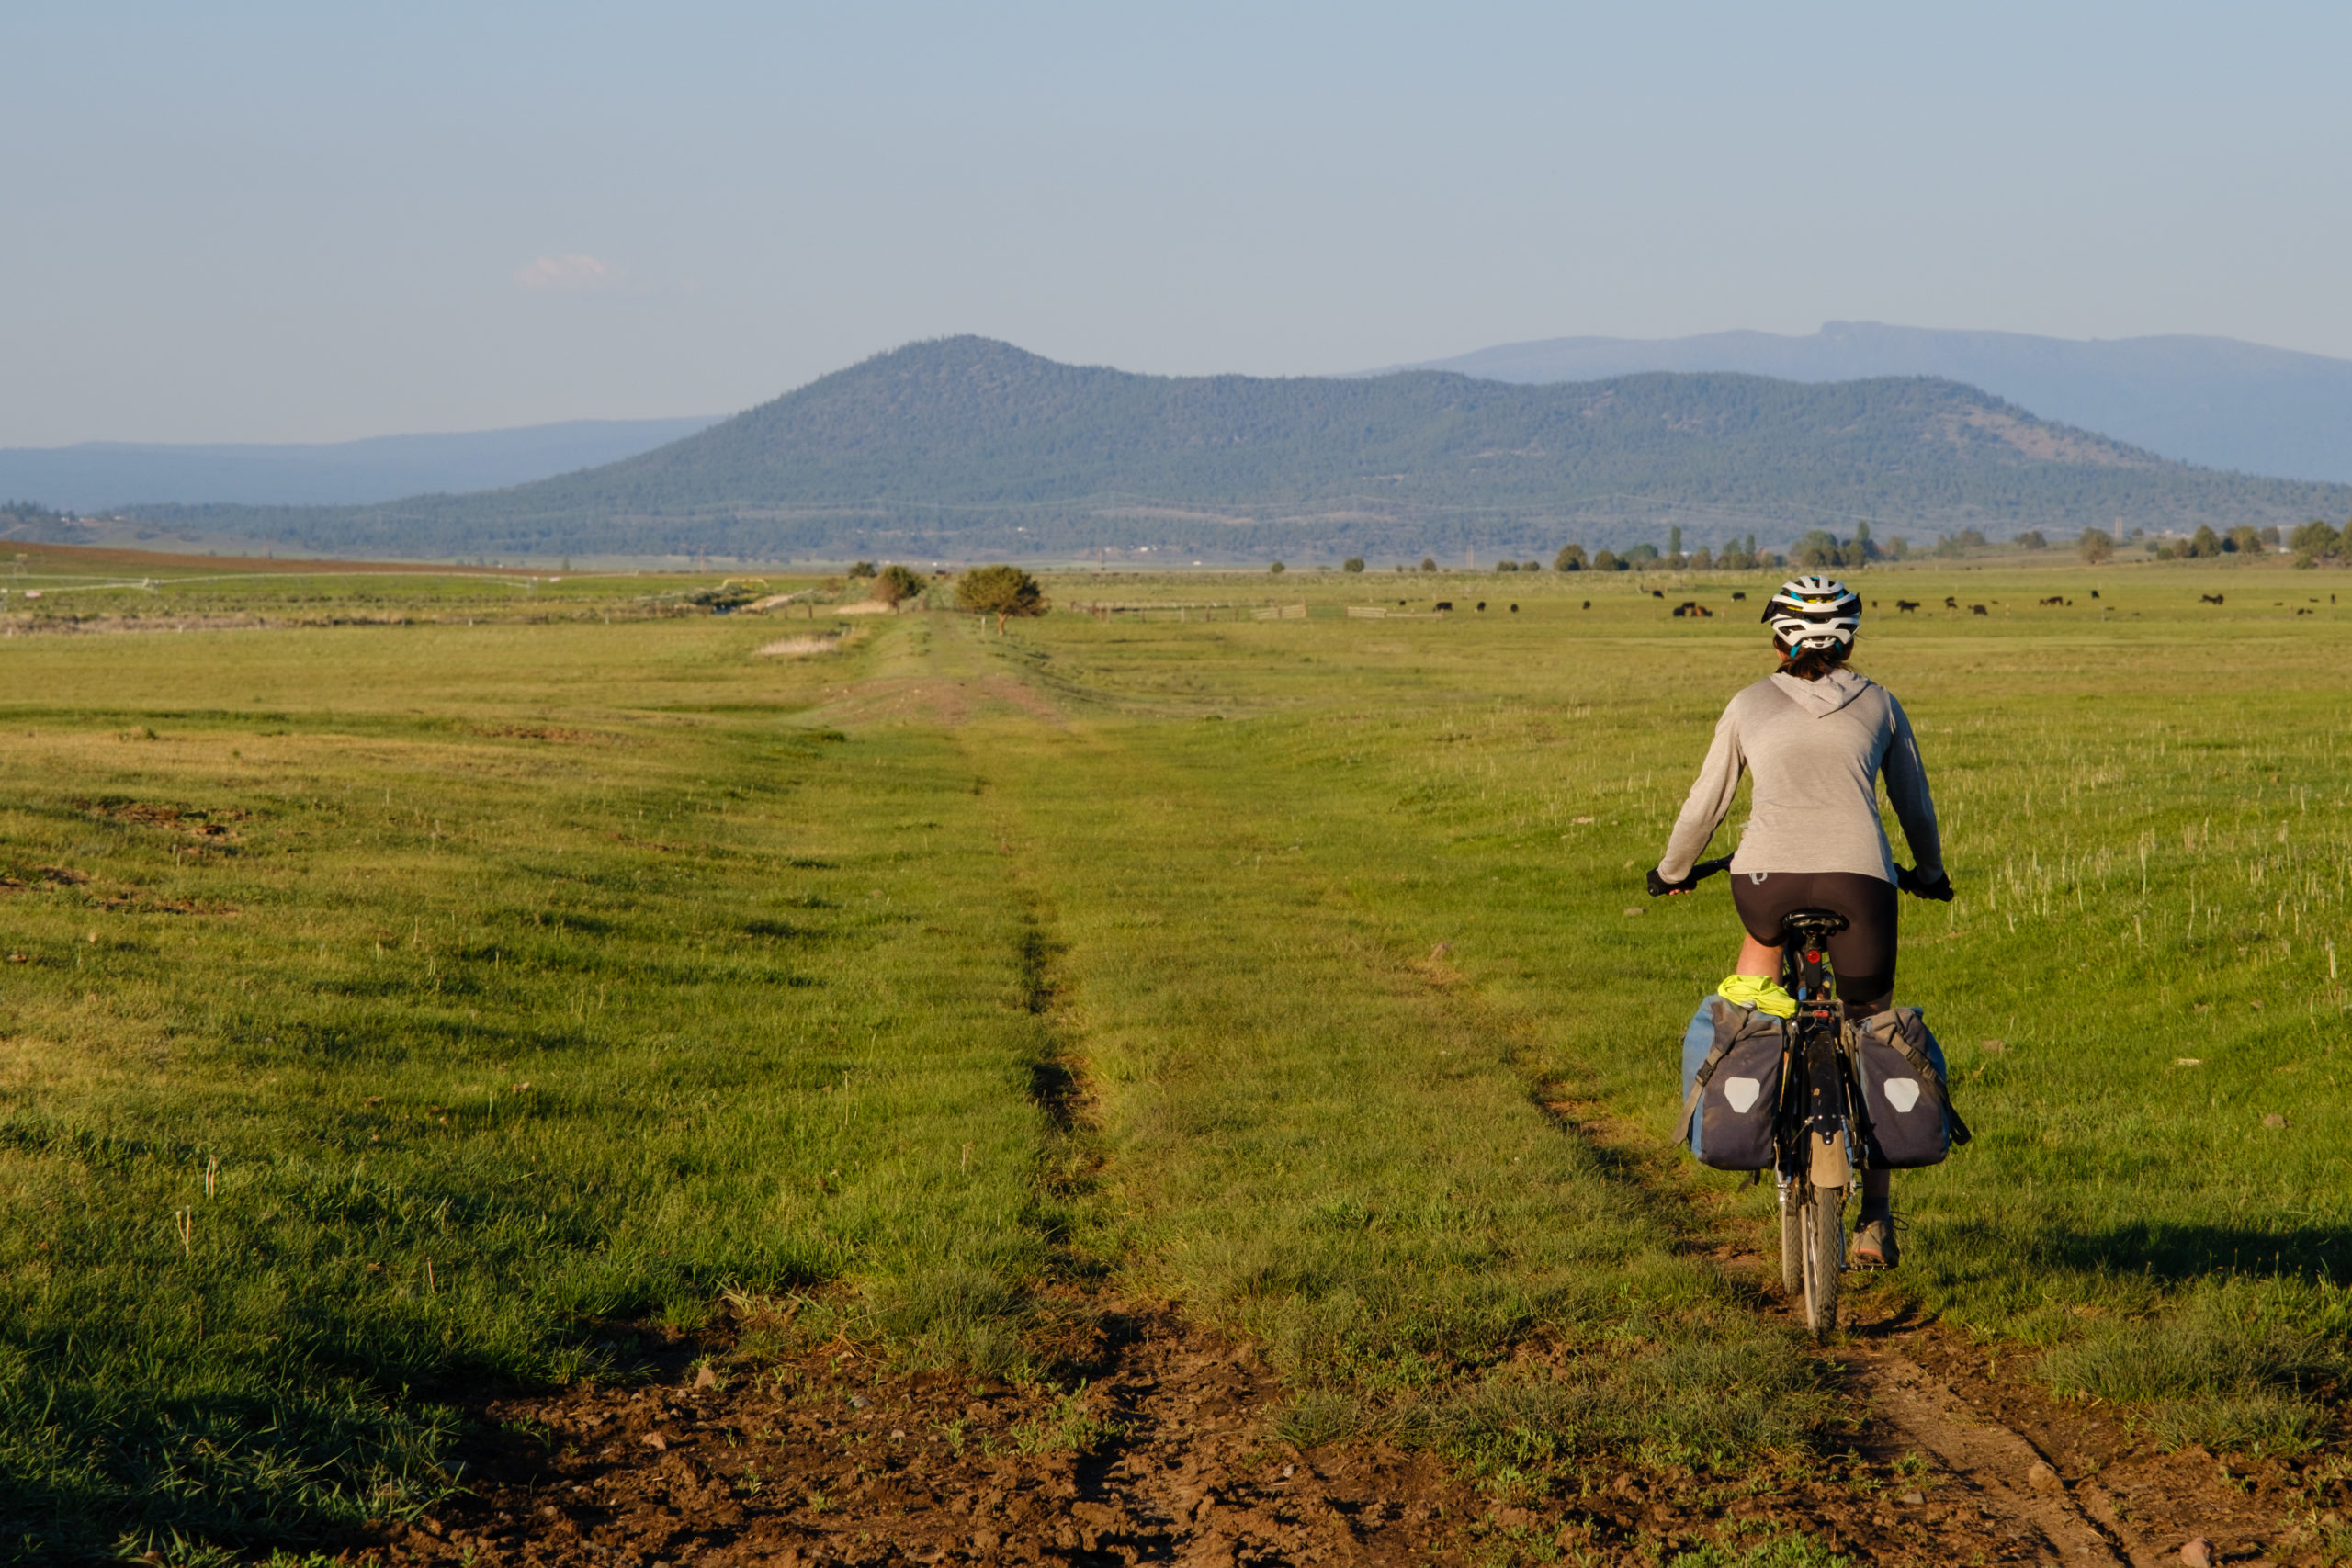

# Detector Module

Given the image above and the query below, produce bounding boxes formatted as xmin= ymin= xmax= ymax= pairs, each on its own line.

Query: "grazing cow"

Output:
xmin=1434 ymin=602 xmax=1453 ymax=611
xmin=1944 ymin=596 xmax=1959 ymax=609
xmin=2200 ymin=593 xmax=2226 ymax=605
xmin=1731 ymin=591 xmax=1747 ymax=601
xmin=1510 ymin=604 xmax=1519 ymax=613
xmin=2297 ymin=607 xmax=2312 ymax=615
xmin=1476 ymin=601 xmax=1487 ymax=611
xmin=2040 ymin=595 xmax=2064 ymax=606
xmin=1650 ymin=589 xmax=1665 ymax=599
xmin=1970 ymin=604 xmax=1990 ymax=616
xmin=2090 ymin=590 xmax=2100 ymax=599
xmin=1895 ymin=600 xmax=1921 ymax=613
xmin=1581 ymin=601 xmax=1591 ymax=609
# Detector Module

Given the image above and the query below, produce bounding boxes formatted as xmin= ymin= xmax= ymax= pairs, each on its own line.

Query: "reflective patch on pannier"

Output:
xmin=1679 ymin=996 xmax=1784 ymax=1170
xmin=1851 ymin=1007 xmax=1971 ymax=1168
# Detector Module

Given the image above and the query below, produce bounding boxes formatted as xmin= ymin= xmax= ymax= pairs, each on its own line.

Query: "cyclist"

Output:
xmin=1647 ymin=574 xmax=1951 ymax=1269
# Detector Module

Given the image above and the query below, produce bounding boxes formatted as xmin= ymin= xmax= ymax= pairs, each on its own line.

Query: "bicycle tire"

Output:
xmin=1778 ymin=1185 xmax=1804 ymax=1294
xmin=1799 ymin=1183 xmax=1844 ymax=1339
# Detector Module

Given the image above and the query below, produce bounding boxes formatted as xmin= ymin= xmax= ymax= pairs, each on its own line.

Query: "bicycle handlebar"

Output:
xmin=1646 ymin=856 xmax=1731 ymax=896
xmin=1648 ymin=857 xmax=1951 ymax=899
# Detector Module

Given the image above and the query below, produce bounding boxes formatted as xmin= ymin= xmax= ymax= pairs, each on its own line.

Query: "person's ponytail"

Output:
xmin=1778 ymin=641 xmax=1852 ymax=682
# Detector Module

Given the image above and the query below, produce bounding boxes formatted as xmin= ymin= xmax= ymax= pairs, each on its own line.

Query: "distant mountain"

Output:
xmin=1403 ymin=322 xmax=2352 ymax=484
xmin=0 ymin=417 xmax=723 ymax=510
xmin=126 ymin=338 xmax=2352 ymax=564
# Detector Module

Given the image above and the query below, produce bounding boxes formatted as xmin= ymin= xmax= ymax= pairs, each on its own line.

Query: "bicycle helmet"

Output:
xmin=1763 ymin=574 xmax=1861 ymax=654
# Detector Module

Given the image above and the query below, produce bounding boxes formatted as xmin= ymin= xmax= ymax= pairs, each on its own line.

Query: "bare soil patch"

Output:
xmin=363 ymin=1303 xmax=1475 ymax=1567
xmin=345 ymin=1283 xmax=2347 ymax=1568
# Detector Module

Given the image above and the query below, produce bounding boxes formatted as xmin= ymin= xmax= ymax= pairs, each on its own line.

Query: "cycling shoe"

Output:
xmin=1853 ymin=1204 xmax=1900 ymax=1269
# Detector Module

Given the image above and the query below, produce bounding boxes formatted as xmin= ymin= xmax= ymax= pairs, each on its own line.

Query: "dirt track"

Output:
xmin=358 ymin=1279 xmax=2335 ymax=1568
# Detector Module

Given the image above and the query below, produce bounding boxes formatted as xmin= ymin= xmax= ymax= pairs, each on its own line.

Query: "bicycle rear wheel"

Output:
xmin=1798 ymin=1183 xmax=1844 ymax=1339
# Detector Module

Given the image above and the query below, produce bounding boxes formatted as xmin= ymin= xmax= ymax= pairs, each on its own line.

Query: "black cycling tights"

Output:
xmin=1730 ymin=870 xmax=1897 ymax=1015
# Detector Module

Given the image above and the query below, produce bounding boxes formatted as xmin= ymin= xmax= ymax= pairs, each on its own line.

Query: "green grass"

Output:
xmin=0 ymin=557 xmax=2346 ymax=1552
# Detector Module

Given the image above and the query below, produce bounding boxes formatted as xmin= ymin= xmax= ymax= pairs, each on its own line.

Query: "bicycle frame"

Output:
xmin=1776 ymin=911 xmax=1860 ymax=1190
xmin=1772 ymin=908 xmax=1863 ymax=1337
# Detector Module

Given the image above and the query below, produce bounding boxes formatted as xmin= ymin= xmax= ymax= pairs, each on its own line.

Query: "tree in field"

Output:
xmin=1269 ymin=561 xmax=1286 ymax=575
xmin=2015 ymin=530 xmax=2049 ymax=551
xmin=1419 ymin=557 xmax=1438 ymax=573
xmin=1341 ymin=557 xmax=1365 ymax=573
xmin=2078 ymin=527 xmax=2115 ymax=565
xmin=1592 ymin=549 xmax=1623 ymax=572
xmin=848 ymin=560 xmax=877 ymax=578
xmin=2289 ymin=519 xmax=2343 ymax=566
xmin=956 ymin=565 xmax=1047 ymax=634
xmin=2227 ymin=525 xmax=2266 ymax=555
xmin=870 ymin=563 xmax=925 ymax=608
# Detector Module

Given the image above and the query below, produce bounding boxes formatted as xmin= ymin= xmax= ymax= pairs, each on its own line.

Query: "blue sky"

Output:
xmin=6 ymin=2 xmax=2348 ymax=443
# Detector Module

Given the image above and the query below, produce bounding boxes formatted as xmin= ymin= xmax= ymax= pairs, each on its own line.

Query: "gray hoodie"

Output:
xmin=1657 ymin=669 xmax=1942 ymax=885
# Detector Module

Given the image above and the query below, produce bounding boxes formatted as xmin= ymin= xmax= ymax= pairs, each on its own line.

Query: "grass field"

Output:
xmin=0 ymin=552 xmax=2346 ymax=1557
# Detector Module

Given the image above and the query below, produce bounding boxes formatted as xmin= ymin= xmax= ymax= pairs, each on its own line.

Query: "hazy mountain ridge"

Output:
xmin=0 ymin=417 xmax=723 ymax=511
xmin=1406 ymin=321 xmax=2352 ymax=483
xmin=123 ymin=337 xmax=2352 ymax=563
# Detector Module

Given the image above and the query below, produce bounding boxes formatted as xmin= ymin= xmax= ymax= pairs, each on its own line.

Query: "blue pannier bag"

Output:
xmin=1679 ymin=996 xmax=1784 ymax=1170
xmin=1849 ymin=1007 xmax=1972 ymax=1168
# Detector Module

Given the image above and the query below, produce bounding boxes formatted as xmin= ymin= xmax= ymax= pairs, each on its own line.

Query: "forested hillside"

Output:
xmin=130 ymin=337 xmax=2352 ymax=562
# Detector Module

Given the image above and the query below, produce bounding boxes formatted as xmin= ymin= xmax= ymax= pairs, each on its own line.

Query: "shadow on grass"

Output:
xmin=1949 ymin=1217 xmax=2352 ymax=1285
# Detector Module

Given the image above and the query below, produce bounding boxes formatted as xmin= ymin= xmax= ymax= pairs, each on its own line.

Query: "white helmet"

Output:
xmin=1763 ymin=575 xmax=1861 ymax=653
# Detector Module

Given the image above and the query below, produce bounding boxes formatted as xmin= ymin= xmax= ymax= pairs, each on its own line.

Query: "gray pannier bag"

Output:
xmin=1849 ymin=1007 xmax=1972 ymax=1168
xmin=1679 ymin=996 xmax=1784 ymax=1170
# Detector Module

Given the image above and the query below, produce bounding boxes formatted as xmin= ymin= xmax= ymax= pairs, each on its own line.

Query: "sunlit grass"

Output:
xmin=0 ymin=557 xmax=2345 ymax=1551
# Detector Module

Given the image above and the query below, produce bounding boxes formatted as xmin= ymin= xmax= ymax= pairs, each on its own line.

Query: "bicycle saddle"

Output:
xmin=1779 ymin=908 xmax=1849 ymax=942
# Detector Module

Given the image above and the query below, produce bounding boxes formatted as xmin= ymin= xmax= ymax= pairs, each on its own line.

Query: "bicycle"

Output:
xmin=1668 ymin=858 xmax=1927 ymax=1340
xmin=1771 ymin=906 xmax=1855 ymax=1339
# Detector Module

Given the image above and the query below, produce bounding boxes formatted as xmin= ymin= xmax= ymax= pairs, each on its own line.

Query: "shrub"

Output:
xmin=848 ymin=560 xmax=877 ymax=578
xmin=1521 ymin=559 xmax=1543 ymax=572
xmin=2227 ymin=525 xmax=2266 ymax=555
xmin=955 ymin=565 xmax=1047 ymax=633
xmin=869 ymin=564 xmax=924 ymax=607
xmin=2078 ymin=527 xmax=2115 ymax=565
xmin=2016 ymin=529 xmax=2049 ymax=550
xmin=1592 ymin=549 xmax=1623 ymax=572
xmin=1419 ymin=558 xmax=1438 ymax=573
xmin=1494 ymin=560 xmax=1520 ymax=573
xmin=1269 ymin=561 xmax=1286 ymax=575
xmin=1340 ymin=558 xmax=1365 ymax=573
xmin=1554 ymin=544 xmax=1588 ymax=572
